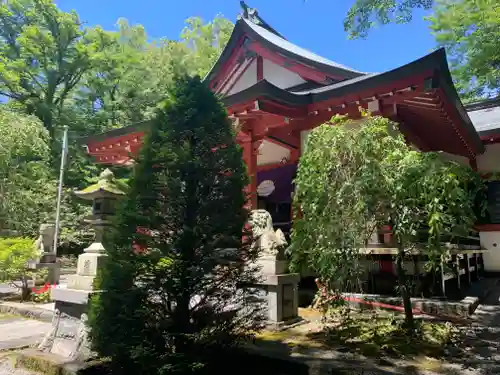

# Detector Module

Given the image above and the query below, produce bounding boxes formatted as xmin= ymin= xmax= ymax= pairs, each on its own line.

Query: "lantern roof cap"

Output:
xmin=75 ymin=169 xmax=127 ymax=200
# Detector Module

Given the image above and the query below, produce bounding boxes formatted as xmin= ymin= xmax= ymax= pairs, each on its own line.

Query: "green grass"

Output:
xmin=256 ymin=308 xmax=458 ymax=359
xmin=309 ymin=311 xmax=457 ymax=358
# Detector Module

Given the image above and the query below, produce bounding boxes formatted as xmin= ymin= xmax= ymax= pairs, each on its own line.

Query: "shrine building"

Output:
xmin=81 ymin=3 xmax=500 ymax=296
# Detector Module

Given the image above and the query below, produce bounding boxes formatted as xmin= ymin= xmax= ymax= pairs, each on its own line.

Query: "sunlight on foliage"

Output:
xmin=289 ymin=114 xmax=483 ymax=328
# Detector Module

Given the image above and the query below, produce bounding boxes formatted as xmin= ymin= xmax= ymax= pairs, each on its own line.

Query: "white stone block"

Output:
xmin=76 ymin=252 xmax=107 ymax=277
xmin=256 ymin=257 xmax=287 ymax=275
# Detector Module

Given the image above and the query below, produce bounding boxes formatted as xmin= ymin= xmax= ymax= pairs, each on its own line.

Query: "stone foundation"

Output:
xmin=39 ymin=290 xmax=95 ymax=361
xmin=254 ymin=273 xmax=302 ymax=328
xmin=342 ymin=292 xmax=480 ymax=318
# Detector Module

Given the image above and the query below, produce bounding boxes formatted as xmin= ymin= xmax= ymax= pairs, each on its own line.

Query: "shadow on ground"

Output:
xmin=250 ymin=284 xmax=500 ymax=375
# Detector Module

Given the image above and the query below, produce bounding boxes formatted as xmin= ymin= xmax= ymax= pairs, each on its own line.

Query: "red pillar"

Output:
xmin=242 ymin=138 xmax=258 ymax=210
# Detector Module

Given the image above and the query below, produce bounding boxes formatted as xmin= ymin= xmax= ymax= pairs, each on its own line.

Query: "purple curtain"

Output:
xmin=256 ymin=163 xmax=297 ymax=203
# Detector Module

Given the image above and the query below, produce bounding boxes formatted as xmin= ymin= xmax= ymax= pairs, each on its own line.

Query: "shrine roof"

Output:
xmin=241 ymin=18 xmax=364 ymax=77
xmin=222 ymin=48 xmax=484 ymax=154
xmin=205 ymin=12 xmax=364 ymax=85
xmin=223 ymin=48 xmax=447 ymax=104
xmin=79 ymin=121 xmax=152 ymax=144
xmin=465 ymin=97 xmax=500 ymax=137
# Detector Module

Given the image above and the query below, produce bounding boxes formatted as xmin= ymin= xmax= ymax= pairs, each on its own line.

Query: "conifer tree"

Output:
xmin=88 ymin=75 xmax=262 ymax=374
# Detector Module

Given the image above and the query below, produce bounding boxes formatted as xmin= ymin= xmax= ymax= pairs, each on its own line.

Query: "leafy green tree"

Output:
xmin=428 ymin=0 xmax=500 ymax=101
xmin=180 ymin=16 xmax=233 ymax=77
xmin=0 ymin=0 xmax=112 ymax=140
xmin=0 ymin=108 xmax=54 ymax=236
xmin=0 ymin=107 xmax=90 ymax=253
xmin=290 ymin=115 xmax=481 ymax=330
xmin=72 ymin=15 xmax=233 ymax=136
xmin=88 ymin=75 xmax=262 ymax=374
xmin=343 ymin=0 xmax=433 ymax=39
xmin=0 ymin=237 xmax=47 ymax=301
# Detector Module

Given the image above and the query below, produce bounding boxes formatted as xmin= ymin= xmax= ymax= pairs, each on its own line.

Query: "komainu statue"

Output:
xmin=34 ymin=224 xmax=55 ymax=257
xmin=248 ymin=209 xmax=287 ymax=258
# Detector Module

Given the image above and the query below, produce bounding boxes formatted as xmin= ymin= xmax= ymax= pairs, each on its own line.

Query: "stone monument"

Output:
xmin=40 ymin=169 xmax=126 ymax=360
xmin=248 ymin=209 xmax=301 ymax=328
xmin=30 ymin=223 xmax=60 ymax=284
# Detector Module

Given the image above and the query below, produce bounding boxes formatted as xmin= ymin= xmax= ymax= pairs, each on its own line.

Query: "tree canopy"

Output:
xmin=0 ymin=0 xmax=233 ymax=156
xmin=0 ymin=108 xmax=53 ymax=236
xmin=428 ymin=0 xmax=500 ymax=101
xmin=343 ymin=0 xmax=500 ymax=101
xmin=0 ymin=0 xmax=233 ymax=244
xmin=344 ymin=0 xmax=433 ymax=39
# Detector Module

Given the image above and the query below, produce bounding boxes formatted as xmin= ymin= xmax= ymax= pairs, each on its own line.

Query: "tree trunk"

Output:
xmin=396 ymin=246 xmax=414 ymax=333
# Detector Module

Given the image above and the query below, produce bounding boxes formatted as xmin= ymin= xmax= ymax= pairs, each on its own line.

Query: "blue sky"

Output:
xmin=57 ymin=0 xmax=435 ymax=74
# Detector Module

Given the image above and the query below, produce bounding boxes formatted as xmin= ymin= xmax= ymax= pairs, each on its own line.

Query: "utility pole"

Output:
xmin=53 ymin=125 xmax=69 ymax=257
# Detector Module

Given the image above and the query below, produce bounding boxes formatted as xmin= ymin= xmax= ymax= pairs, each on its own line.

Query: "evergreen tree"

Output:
xmin=88 ymin=75 xmax=262 ymax=374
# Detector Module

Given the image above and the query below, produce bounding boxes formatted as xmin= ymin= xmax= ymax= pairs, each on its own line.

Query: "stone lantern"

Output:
xmin=65 ymin=169 xmax=126 ymax=291
xmin=44 ymin=169 xmax=126 ymax=360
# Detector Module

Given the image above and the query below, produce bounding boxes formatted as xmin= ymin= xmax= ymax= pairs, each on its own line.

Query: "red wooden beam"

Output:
xmin=87 ymin=132 xmax=145 ymax=154
xmin=257 ymin=99 xmax=308 ymax=118
xmin=293 ymin=104 xmax=362 ymax=132
xmin=257 ymin=160 xmax=297 ymax=172
xmin=386 ymin=104 xmax=433 ymax=152
xmin=242 ymin=138 xmax=259 ymax=209
xmin=267 ymin=128 xmax=301 ymax=149
xmin=470 ymin=158 xmax=478 ymax=171
xmin=308 ymin=71 xmax=432 ymax=112
xmin=257 ymin=55 xmax=263 ymax=81
xmin=481 ymin=134 xmax=500 ymax=144
xmin=435 ymin=88 xmax=479 ymax=157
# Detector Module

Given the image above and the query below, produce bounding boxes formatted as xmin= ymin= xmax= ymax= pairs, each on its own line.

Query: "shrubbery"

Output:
xmin=0 ymin=237 xmax=46 ymax=301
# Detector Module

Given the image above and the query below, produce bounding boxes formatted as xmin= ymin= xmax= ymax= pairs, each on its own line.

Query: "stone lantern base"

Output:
xmin=40 ymin=242 xmax=106 ymax=361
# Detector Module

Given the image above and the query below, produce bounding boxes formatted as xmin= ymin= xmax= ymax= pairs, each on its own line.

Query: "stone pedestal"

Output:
xmin=256 ymin=256 xmax=287 ymax=275
xmin=41 ymin=243 xmax=107 ymax=360
xmin=248 ymin=209 xmax=302 ymax=329
xmin=258 ymin=273 xmax=301 ymax=328
xmin=39 ymin=289 xmax=95 ymax=360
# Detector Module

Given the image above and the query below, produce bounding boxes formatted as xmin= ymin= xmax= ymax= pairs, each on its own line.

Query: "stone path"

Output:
xmin=0 ymin=317 xmax=50 ymax=351
xmin=445 ymin=285 xmax=500 ymax=374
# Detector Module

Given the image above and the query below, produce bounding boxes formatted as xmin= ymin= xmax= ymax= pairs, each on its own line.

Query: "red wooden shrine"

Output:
xmin=81 ymin=2 xmax=484 ymax=212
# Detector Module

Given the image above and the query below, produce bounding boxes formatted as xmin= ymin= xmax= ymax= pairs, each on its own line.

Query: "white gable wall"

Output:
xmin=257 ymin=140 xmax=291 ymax=166
xmin=224 ymin=57 xmax=307 ymax=96
xmin=478 ymin=144 xmax=500 ymax=173
xmin=438 ymin=152 xmax=470 ymax=165
xmin=263 ymin=59 xmax=306 ymax=89
xmin=227 ymin=59 xmax=257 ymax=96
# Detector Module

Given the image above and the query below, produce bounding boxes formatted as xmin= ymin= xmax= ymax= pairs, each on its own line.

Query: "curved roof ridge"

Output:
xmin=238 ymin=1 xmax=286 ymax=39
xmin=241 ymin=18 xmax=365 ymax=77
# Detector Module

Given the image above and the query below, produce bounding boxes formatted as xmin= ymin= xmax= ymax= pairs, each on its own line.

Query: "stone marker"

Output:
xmin=29 ymin=223 xmax=60 ymax=284
xmin=39 ymin=169 xmax=126 ymax=361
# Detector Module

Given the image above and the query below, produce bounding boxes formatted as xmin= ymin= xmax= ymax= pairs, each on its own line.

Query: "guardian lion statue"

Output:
xmin=248 ymin=209 xmax=287 ymax=258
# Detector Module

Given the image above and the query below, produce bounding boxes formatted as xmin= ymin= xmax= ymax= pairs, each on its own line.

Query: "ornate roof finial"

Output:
xmin=239 ymin=1 xmax=263 ymax=26
xmin=238 ymin=1 xmax=285 ymax=38
xmin=240 ymin=1 xmax=249 ymax=18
